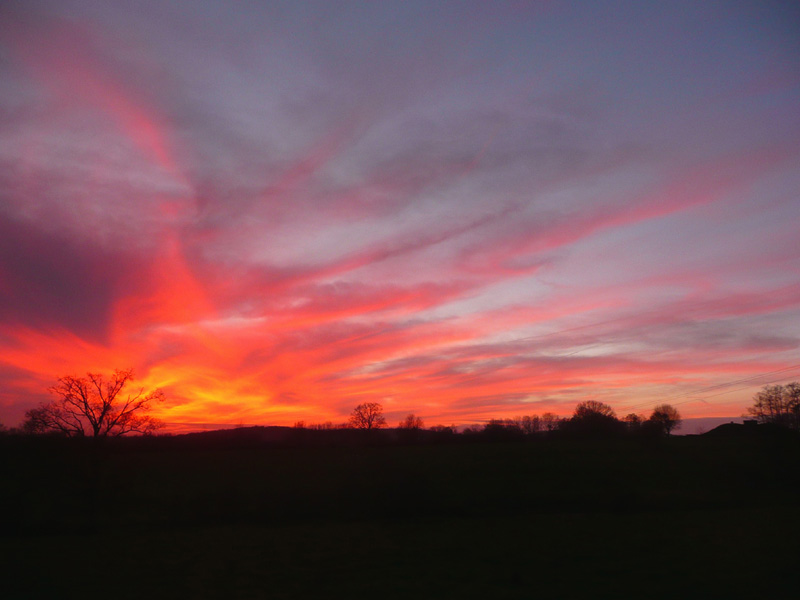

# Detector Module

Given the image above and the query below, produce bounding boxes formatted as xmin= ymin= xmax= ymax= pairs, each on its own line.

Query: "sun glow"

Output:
xmin=1 ymin=2 xmax=799 ymax=431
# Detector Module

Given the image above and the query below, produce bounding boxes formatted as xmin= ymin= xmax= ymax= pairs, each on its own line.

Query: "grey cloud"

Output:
xmin=0 ymin=211 xmax=139 ymax=340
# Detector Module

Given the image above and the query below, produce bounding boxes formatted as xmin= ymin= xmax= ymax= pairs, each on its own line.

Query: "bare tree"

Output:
xmin=22 ymin=369 xmax=165 ymax=437
xmin=648 ymin=404 xmax=682 ymax=436
xmin=623 ymin=413 xmax=644 ymax=432
xmin=787 ymin=382 xmax=800 ymax=430
xmin=398 ymin=414 xmax=424 ymax=430
xmin=521 ymin=415 xmax=541 ymax=435
xmin=349 ymin=402 xmax=387 ymax=430
xmin=624 ymin=413 xmax=643 ymax=425
xmin=747 ymin=383 xmax=800 ymax=430
xmin=541 ymin=412 xmax=560 ymax=432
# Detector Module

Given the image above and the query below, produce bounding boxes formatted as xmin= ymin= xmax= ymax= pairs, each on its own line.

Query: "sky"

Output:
xmin=1 ymin=0 xmax=799 ymax=431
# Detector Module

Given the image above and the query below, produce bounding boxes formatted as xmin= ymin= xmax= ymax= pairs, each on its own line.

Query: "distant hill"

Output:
xmin=703 ymin=421 xmax=797 ymax=438
xmin=161 ymin=425 xmax=448 ymax=447
xmin=176 ymin=425 xmax=296 ymax=443
xmin=165 ymin=417 xmax=751 ymax=437
xmin=678 ymin=417 xmax=744 ymax=435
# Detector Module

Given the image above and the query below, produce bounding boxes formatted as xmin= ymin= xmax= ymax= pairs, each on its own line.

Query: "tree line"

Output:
xmin=339 ymin=399 xmax=683 ymax=439
xmin=3 ymin=368 xmax=798 ymax=438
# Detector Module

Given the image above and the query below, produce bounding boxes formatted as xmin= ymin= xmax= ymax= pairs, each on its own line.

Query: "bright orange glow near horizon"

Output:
xmin=1 ymin=2 xmax=799 ymax=432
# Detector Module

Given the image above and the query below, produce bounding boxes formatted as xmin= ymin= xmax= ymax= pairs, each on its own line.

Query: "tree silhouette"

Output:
xmin=541 ymin=412 xmax=560 ymax=432
xmin=349 ymin=402 xmax=387 ymax=430
xmin=398 ymin=414 xmax=424 ymax=430
xmin=563 ymin=400 xmax=624 ymax=436
xmin=648 ymin=404 xmax=681 ymax=436
xmin=573 ymin=400 xmax=616 ymax=420
xmin=22 ymin=369 xmax=164 ymax=437
xmin=624 ymin=413 xmax=643 ymax=426
xmin=747 ymin=382 xmax=800 ymax=430
xmin=520 ymin=415 xmax=541 ymax=434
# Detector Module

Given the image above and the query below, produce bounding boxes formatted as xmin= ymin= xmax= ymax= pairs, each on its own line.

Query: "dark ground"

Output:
xmin=2 ymin=430 xmax=799 ymax=598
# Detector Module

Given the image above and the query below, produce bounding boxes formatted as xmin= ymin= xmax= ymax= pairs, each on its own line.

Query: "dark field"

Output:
xmin=2 ymin=432 xmax=799 ymax=598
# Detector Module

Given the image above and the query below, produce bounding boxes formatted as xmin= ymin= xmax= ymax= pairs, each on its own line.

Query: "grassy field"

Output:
xmin=2 ymin=433 xmax=799 ymax=598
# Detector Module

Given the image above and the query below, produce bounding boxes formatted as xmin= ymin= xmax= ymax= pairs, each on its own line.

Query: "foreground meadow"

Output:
xmin=3 ymin=432 xmax=798 ymax=598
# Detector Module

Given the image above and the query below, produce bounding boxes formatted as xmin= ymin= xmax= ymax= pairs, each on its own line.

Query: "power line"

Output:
xmin=627 ymin=363 xmax=800 ymax=408
xmin=621 ymin=363 xmax=800 ymax=413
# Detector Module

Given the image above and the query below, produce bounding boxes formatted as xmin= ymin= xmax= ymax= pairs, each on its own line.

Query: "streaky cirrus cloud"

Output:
xmin=1 ymin=0 xmax=799 ymax=429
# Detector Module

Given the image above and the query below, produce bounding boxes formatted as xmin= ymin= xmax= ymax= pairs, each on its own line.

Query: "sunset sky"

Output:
xmin=1 ymin=1 xmax=799 ymax=430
